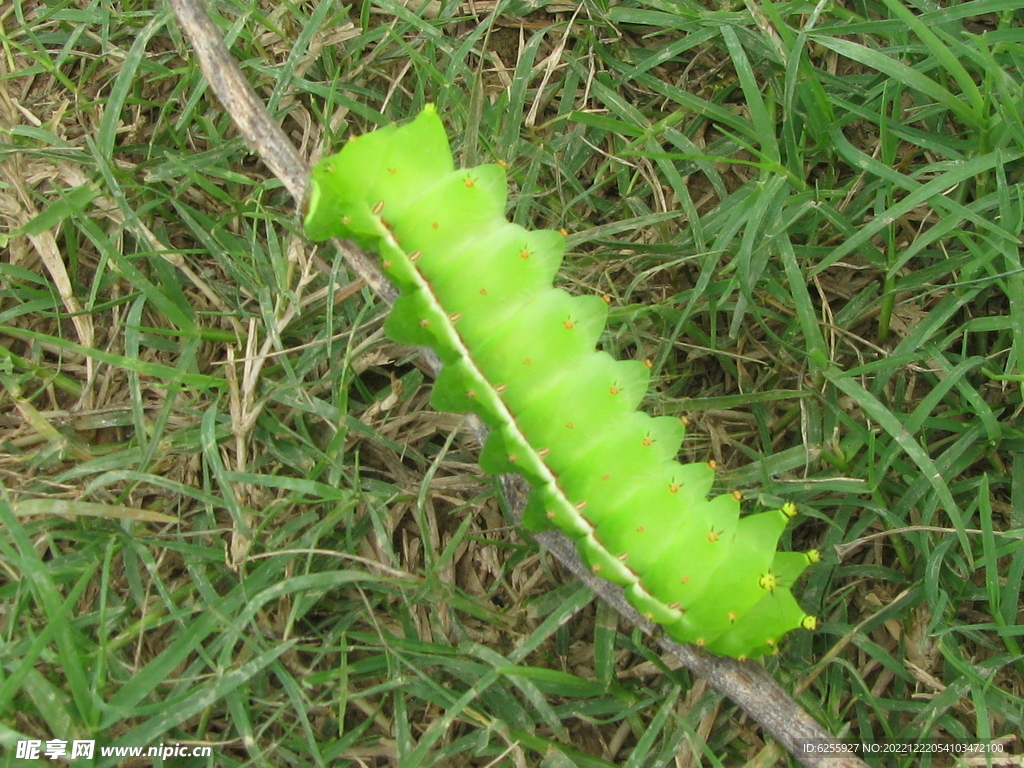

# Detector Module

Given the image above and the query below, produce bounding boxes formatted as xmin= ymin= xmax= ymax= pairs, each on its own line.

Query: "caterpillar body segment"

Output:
xmin=305 ymin=105 xmax=816 ymax=658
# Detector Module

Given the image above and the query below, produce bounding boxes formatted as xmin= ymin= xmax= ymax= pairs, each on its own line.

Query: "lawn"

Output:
xmin=1 ymin=0 xmax=1023 ymax=766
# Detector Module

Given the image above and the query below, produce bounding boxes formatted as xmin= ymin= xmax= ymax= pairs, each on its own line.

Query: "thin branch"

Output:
xmin=166 ymin=3 xmax=865 ymax=766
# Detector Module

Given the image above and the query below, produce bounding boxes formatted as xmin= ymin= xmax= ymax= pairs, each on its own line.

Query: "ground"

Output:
xmin=1 ymin=0 xmax=1022 ymax=766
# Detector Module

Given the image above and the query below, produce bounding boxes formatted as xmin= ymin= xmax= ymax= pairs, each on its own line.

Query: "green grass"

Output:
xmin=2 ymin=0 xmax=1024 ymax=766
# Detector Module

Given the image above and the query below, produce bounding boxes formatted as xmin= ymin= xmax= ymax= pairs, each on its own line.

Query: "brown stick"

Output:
xmin=166 ymin=3 xmax=864 ymax=766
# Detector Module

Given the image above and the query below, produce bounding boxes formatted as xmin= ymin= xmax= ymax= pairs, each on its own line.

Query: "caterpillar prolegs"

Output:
xmin=305 ymin=106 xmax=818 ymax=659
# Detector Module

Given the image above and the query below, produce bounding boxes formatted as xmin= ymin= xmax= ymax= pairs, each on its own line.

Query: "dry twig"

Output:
xmin=166 ymin=2 xmax=865 ymax=765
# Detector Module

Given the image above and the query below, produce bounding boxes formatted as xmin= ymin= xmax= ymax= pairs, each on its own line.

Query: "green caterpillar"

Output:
xmin=305 ymin=106 xmax=818 ymax=659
